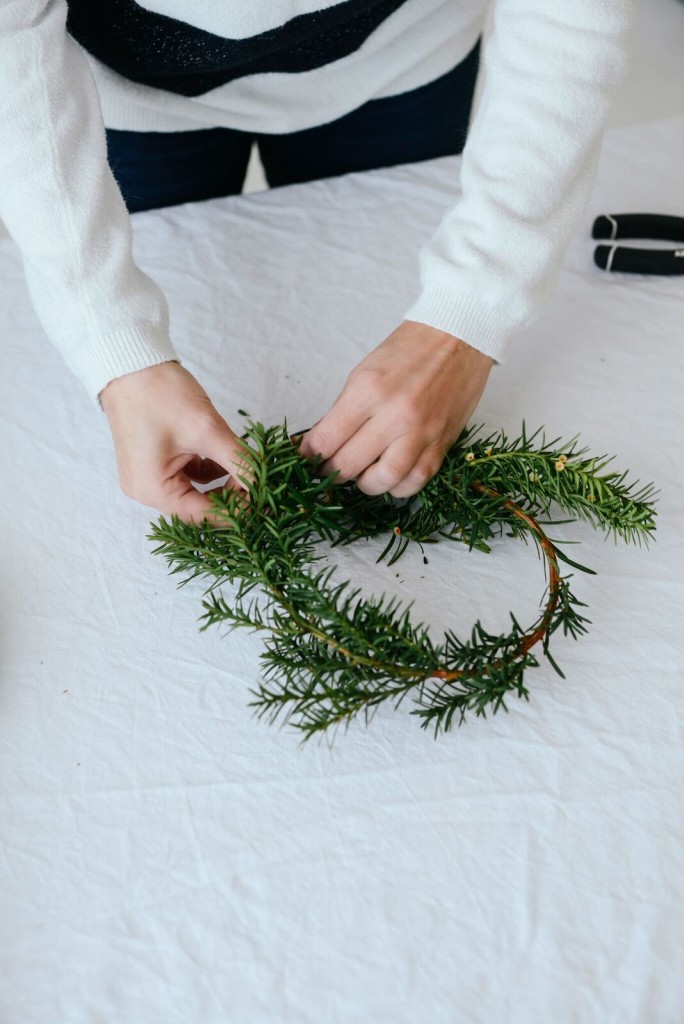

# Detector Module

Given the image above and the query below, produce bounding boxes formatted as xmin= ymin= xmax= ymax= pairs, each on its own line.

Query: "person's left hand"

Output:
xmin=298 ymin=320 xmax=495 ymax=497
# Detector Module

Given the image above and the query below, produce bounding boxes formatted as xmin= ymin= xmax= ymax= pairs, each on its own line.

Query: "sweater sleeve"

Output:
xmin=0 ymin=0 xmax=180 ymax=409
xmin=402 ymin=0 xmax=639 ymax=361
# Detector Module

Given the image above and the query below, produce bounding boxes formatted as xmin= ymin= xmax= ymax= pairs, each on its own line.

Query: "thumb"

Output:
xmin=199 ymin=416 xmax=253 ymax=492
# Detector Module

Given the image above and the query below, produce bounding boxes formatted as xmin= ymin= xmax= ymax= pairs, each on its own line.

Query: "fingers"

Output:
xmin=179 ymin=412 xmax=253 ymax=493
xmin=169 ymin=418 xmax=252 ymax=524
xmin=304 ymin=401 xmax=445 ymax=496
xmin=356 ymin=437 xmax=445 ymax=497
xmin=200 ymin=424 xmax=253 ymax=491
xmin=103 ymin=361 xmax=258 ymax=527
xmin=297 ymin=322 xmax=494 ymax=501
xmin=160 ymin=472 xmax=235 ymax=528
xmin=298 ymin=398 xmax=369 ymax=464
xmin=314 ymin=416 xmax=445 ymax=497
xmin=167 ymin=485 xmax=221 ymax=527
xmin=317 ymin=418 xmax=390 ymax=482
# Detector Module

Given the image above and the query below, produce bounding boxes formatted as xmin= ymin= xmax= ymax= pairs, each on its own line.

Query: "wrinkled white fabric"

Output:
xmin=0 ymin=116 xmax=683 ymax=1024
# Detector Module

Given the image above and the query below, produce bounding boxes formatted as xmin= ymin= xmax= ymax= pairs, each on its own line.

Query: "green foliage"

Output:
xmin=147 ymin=421 xmax=657 ymax=746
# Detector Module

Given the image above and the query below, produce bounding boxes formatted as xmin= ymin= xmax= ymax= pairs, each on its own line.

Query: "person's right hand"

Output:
xmin=100 ymin=360 xmax=249 ymax=526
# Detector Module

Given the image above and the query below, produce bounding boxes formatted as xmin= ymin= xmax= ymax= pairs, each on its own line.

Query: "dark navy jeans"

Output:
xmin=105 ymin=39 xmax=481 ymax=213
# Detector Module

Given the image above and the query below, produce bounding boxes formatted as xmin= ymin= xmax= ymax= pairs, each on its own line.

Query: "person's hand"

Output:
xmin=299 ymin=321 xmax=494 ymax=497
xmin=100 ymin=360 xmax=249 ymax=525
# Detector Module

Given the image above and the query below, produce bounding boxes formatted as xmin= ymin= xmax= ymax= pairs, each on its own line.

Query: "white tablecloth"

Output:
xmin=1 ymin=116 xmax=683 ymax=1024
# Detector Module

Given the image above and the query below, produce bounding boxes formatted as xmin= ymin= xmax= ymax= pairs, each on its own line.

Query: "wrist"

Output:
xmin=403 ymin=320 xmax=495 ymax=371
xmin=437 ymin=330 xmax=495 ymax=369
xmin=100 ymin=359 xmax=181 ymax=412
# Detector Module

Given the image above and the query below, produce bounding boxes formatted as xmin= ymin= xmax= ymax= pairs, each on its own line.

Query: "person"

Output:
xmin=0 ymin=1 xmax=637 ymax=526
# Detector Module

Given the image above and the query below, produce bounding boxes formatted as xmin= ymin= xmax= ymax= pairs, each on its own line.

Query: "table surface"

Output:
xmin=1 ymin=116 xmax=683 ymax=1024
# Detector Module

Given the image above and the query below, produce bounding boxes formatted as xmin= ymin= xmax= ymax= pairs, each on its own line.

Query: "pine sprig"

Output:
xmin=147 ymin=421 xmax=657 ymax=745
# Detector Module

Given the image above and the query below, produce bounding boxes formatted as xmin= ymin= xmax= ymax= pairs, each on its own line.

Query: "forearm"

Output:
xmin=0 ymin=0 xmax=178 ymax=406
xmin=403 ymin=0 xmax=640 ymax=360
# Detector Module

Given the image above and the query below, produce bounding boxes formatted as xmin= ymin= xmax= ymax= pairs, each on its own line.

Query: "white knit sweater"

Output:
xmin=0 ymin=0 xmax=638 ymax=408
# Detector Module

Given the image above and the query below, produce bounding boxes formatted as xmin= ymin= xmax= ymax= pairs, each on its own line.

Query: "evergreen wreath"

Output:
xmin=148 ymin=421 xmax=657 ymax=746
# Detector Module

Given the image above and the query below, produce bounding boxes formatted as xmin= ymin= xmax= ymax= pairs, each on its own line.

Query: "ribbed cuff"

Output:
xmin=71 ymin=324 xmax=181 ymax=410
xmin=402 ymin=284 xmax=516 ymax=364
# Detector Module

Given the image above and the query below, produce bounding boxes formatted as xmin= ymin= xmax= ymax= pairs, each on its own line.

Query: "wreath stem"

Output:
xmin=430 ymin=482 xmax=561 ymax=681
